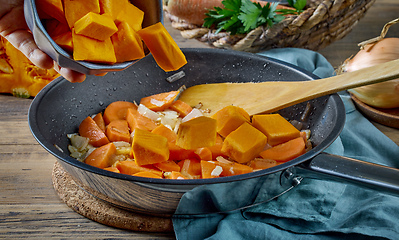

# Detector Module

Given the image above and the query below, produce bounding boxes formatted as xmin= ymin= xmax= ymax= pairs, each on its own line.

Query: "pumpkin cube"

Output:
xmin=176 ymin=116 xmax=217 ymax=149
xmin=114 ymin=1 xmax=144 ymax=32
xmin=36 ymin=0 xmax=67 ymax=25
xmin=45 ymin=19 xmax=70 ymax=38
xmin=137 ymin=22 xmax=187 ymax=72
xmin=53 ymin=31 xmax=73 ymax=53
xmin=72 ymin=29 xmax=116 ymax=64
xmin=212 ymin=105 xmax=250 ymax=138
xmin=252 ymin=114 xmax=300 ymax=146
xmin=99 ymin=0 xmax=127 ymax=20
xmin=131 ymin=129 xmax=169 ymax=166
xmin=151 ymin=124 xmax=177 ymax=143
xmin=64 ymin=0 xmax=101 ymax=28
xmin=222 ymin=122 xmax=267 ymax=164
xmin=111 ymin=22 xmax=145 ymax=62
xmin=74 ymin=12 xmax=118 ymax=41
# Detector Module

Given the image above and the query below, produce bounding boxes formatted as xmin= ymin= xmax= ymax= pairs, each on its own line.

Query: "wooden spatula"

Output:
xmin=178 ymin=59 xmax=399 ymax=116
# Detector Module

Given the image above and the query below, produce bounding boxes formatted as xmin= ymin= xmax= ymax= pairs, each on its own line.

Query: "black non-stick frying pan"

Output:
xmin=28 ymin=48 xmax=399 ymax=216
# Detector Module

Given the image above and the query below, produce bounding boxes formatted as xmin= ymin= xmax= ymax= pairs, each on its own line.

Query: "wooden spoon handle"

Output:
xmin=180 ymin=59 xmax=399 ymax=115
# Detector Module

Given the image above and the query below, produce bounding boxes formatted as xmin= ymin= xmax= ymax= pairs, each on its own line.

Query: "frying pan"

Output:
xmin=28 ymin=48 xmax=399 ymax=216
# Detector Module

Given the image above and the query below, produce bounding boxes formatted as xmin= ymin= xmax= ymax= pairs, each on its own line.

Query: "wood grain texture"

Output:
xmin=1 ymin=1 xmax=398 ymax=238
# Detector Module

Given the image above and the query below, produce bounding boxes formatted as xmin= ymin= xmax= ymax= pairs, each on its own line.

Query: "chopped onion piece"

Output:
xmin=211 ymin=165 xmax=223 ymax=177
xmin=112 ymin=141 xmax=130 ymax=148
xmin=182 ymin=108 xmax=203 ymax=122
xmin=216 ymin=156 xmax=233 ymax=165
xmin=137 ymin=104 xmax=160 ymax=121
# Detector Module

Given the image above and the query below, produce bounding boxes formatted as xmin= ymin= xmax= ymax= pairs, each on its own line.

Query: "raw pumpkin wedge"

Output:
xmin=74 ymin=12 xmax=118 ymax=41
xmin=111 ymin=21 xmax=145 ymax=62
xmin=36 ymin=0 xmax=67 ymax=25
xmin=99 ymin=0 xmax=127 ymax=20
xmin=137 ymin=22 xmax=187 ymax=72
xmin=212 ymin=105 xmax=250 ymax=138
xmin=63 ymin=0 xmax=101 ymax=28
xmin=72 ymin=29 xmax=116 ymax=64
xmin=52 ymin=31 xmax=73 ymax=54
xmin=114 ymin=0 xmax=144 ymax=32
xmin=131 ymin=129 xmax=169 ymax=166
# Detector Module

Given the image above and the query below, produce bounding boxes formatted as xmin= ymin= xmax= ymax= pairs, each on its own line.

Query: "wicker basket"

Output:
xmin=164 ymin=0 xmax=376 ymax=52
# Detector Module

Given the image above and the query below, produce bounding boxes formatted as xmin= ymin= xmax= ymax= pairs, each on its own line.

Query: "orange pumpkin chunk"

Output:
xmin=114 ymin=1 xmax=144 ymax=32
xmin=112 ymin=22 xmax=145 ymax=62
xmin=99 ymin=0 xmax=127 ymax=20
xmin=131 ymin=129 xmax=169 ymax=166
xmin=176 ymin=116 xmax=217 ymax=150
xmin=252 ymin=113 xmax=300 ymax=146
xmin=137 ymin=22 xmax=187 ymax=72
xmin=222 ymin=122 xmax=267 ymax=164
xmin=212 ymin=105 xmax=250 ymax=138
xmin=72 ymin=29 xmax=116 ymax=64
xmin=36 ymin=0 xmax=67 ymax=24
xmin=64 ymin=0 xmax=100 ymax=28
xmin=74 ymin=12 xmax=118 ymax=41
xmin=151 ymin=124 xmax=177 ymax=143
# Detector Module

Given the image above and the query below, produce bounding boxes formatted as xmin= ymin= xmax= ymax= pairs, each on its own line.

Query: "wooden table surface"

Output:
xmin=1 ymin=1 xmax=398 ymax=238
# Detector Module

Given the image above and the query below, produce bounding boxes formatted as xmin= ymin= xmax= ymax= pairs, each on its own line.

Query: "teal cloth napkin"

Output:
xmin=172 ymin=48 xmax=399 ymax=240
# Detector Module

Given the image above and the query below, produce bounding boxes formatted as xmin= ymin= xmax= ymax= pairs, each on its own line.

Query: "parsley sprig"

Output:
xmin=203 ymin=0 xmax=306 ymax=35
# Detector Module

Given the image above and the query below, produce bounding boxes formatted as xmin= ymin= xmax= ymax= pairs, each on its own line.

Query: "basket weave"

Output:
xmin=164 ymin=0 xmax=376 ymax=52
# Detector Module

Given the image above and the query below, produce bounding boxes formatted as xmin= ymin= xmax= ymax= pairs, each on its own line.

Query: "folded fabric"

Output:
xmin=172 ymin=48 xmax=399 ymax=240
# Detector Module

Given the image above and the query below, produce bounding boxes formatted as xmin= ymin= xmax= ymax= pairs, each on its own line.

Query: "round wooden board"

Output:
xmin=51 ymin=161 xmax=174 ymax=233
xmin=351 ymin=95 xmax=399 ymax=129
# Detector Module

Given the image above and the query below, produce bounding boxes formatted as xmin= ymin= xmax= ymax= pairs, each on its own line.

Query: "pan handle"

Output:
xmin=295 ymin=152 xmax=399 ymax=196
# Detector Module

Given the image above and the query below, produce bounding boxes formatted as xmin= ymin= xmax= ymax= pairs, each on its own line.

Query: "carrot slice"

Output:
xmin=178 ymin=159 xmax=202 ymax=178
xmin=208 ymin=134 xmax=225 ymax=159
xmin=84 ymin=142 xmax=116 ymax=169
xmin=201 ymin=160 xmax=221 ymax=178
xmin=106 ymin=119 xmax=130 ymax=142
xmin=210 ymin=160 xmax=253 ymax=176
xmin=169 ymin=100 xmax=192 ymax=117
xmin=168 ymin=142 xmax=196 ymax=161
xmin=103 ymin=101 xmax=137 ymax=125
xmin=115 ymin=160 xmax=163 ymax=177
xmin=154 ymin=160 xmax=181 ymax=172
xmin=103 ymin=166 xmax=120 ymax=173
xmin=259 ymin=137 xmax=306 ymax=162
xmin=93 ymin=112 xmax=106 ymax=132
xmin=133 ymin=172 xmax=163 ymax=179
xmin=139 ymin=91 xmax=179 ymax=112
xmin=169 ymin=171 xmax=188 ymax=180
xmin=79 ymin=116 xmax=109 ymax=147
xmin=126 ymin=108 xmax=157 ymax=132
xmin=248 ymin=158 xmax=277 ymax=170
xmin=194 ymin=147 xmax=213 ymax=161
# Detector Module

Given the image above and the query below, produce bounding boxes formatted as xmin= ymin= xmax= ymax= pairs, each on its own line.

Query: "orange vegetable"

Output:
xmin=169 ymin=171 xmax=188 ymax=180
xmin=154 ymin=160 xmax=181 ymax=172
xmin=103 ymin=101 xmax=136 ymax=125
xmin=169 ymin=100 xmax=193 ymax=117
xmin=178 ymin=159 xmax=202 ymax=178
xmin=222 ymin=122 xmax=267 ymax=164
xmin=106 ymin=119 xmax=130 ymax=142
xmin=131 ymin=129 xmax=169 ymax=166
xmin=74 ymin=12 xmax=118 ymax=41
xmin=126 ymin=108 xmax=158 ymax=132
xmin=79 ymin=116 xmax=109 ymax=147
xmin=63 ymin=0 xmax=101 ymax=28
xmin=248 ymin=158 xmax=277 ymax=170
xmin=151 ymin=124 xmax=178 ymax=143
xmin=201 ymin=160 xmax=221 ymax=178
xmin=111 ymin=22 xmax=145 ymax=62
xmin=137 ymin=22 xmax=187 ymax=72
xmin=212 ymin=105 xmax=250 ymax=138
xmin=35 ymin=0 xmax=67 ymax=25
xmin=208 ymin=134 xmax=225 ymax=159
xmin=52 ymin=31 xmax=73 ymax=54
xmin=99 ymin=0 xmax=127 ymax=20
xmin=210 ymin=160 xmax=253 ymax=176
xmin=176 ymin=116 xmax=217 ymax=149
xmin=194 ymin=147 xmax=213 ymax=161
xmin=72 ymin=29 xmax=116 ymax=63
xmin=45 ymin=19 xmax=70 ymax=38
xmin=133 ymin=172 xmax=163 ymax=179
xmin=259 ymin=137 xmax=306 ymax=162
xmin=252 ymin=113 xmax=300 ymax=146
xmin=84 ymin=142 xmax=116 ymax=169
xmin=103 ymin=166 xmax=120 ymax=173
xmin=168 ymin=142 xmax=196 ymax=161
xmin=93 ymin=112 xmax=106 ymax=132
xmin=116 ymin=160 xmax=163 ymax=177
xmin=140 ymin=91 xmax=180 ymax=112
xmin=114 ymin=1 xmax=144 ymax=32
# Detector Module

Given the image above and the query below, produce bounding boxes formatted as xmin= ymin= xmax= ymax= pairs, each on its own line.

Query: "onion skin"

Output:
xmin=342 ymin=38 xmax=399 ymax=108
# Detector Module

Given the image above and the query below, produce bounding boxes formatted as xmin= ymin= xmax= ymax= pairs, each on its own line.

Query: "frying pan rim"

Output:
xmin=28 ymin=48 xmax=346 ymax=185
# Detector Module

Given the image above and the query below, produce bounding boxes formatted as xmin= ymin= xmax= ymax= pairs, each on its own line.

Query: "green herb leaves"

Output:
xmin=203 ymin=0 xmax=305 ymax=35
